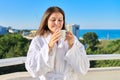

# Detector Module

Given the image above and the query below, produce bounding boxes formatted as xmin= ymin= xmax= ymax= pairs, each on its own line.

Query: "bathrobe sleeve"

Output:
xmin=25 ymin=36 xmax=53 ymax=78
xmin=64 ymin=36 xmax=90 ymax=75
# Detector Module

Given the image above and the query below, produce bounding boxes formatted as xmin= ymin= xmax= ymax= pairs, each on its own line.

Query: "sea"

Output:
xmin=79 ymin=29 xmax=120 ymax=40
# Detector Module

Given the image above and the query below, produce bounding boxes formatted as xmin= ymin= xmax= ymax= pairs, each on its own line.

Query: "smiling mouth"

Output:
xmin=53 ymin=27 xmax=61 ymax=30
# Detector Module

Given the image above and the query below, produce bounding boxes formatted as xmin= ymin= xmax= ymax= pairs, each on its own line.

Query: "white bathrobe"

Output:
xmin=25 ymin=34 xmax=89 ymax=80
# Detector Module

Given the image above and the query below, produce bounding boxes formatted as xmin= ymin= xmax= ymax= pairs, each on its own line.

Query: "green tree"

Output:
xmin=0 ymin=33 xmax=30 ymax=74
xmin=83 ymin=32 xmax=99 ymax=54
xmin=0 ymin=33 xmax=29 ymax=59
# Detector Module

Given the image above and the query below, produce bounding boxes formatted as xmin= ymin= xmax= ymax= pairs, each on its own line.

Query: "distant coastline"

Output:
xmin=79 ymin=29 xmax=120 ymax=40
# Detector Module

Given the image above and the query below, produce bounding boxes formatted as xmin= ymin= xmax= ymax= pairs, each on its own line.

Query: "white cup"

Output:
xmin=65 ymin=25 xmax=72 ymax=32
xmin=57 ymin=30 xmax=66 ymax=48
xmin=61 ymin=30 xmax=66 ymax=40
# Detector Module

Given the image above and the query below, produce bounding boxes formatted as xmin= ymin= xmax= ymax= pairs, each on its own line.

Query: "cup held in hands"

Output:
xmin=61 ymin=30 xmax=66 ymax=40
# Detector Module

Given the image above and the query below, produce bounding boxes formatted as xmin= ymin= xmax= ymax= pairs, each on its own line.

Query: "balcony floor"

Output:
xmin=0 ymin=69 xmax=120 ymax=80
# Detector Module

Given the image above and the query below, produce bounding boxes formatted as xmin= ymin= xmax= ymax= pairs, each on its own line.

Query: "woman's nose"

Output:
xmin=55 ymin=20 xmax=58 ymax=25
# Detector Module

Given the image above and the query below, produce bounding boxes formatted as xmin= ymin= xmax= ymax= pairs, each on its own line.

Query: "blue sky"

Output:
xmin=0 ymin=0 xmax=120 ymax=29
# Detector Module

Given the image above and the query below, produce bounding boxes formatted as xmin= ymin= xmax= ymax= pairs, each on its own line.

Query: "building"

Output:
xmin=72 ymin=24 xmax=80 ymax=39
xmin=8 ymin=29 xmax=19 ymax=33
xmin=65 ymin=24 xmax=80 ymax=39
xmin=0 ymin=26 xmax=8 ymax=35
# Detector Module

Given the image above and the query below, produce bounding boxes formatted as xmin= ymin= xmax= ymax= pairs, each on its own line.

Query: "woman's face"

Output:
xmin=48 ymin=12 xmax=64 ymax=33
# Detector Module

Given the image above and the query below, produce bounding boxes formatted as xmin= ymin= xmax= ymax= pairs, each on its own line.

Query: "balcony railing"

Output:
xmin=1 ymin=54 xmax=120 ymax=67
xmin=0 ymin=54 xmax=120 ymax=80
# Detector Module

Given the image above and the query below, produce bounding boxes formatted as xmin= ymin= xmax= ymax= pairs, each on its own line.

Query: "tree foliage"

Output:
xmin=83 ymin=32 xmax=99 ymax=46
xmin=81 ymin=32 xmax=120 ymax=68
xmin=83 ymin=32 xmax=99 ymax=54
xmin=0 ymin=33 xmax=29 ymax=59
xmin=0 ymin=33 xmax=30 ymax=74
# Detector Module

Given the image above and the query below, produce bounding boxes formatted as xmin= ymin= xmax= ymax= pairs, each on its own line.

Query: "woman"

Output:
xmin=25 ymin=6 xmax=89 ymax=80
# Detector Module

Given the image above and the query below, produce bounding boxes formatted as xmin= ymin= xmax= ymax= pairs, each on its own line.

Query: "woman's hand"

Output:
xmin=48 ymin=30 xmax=61 ymax=49
xmin=65 ymin=31 xmax=74 ymax=49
